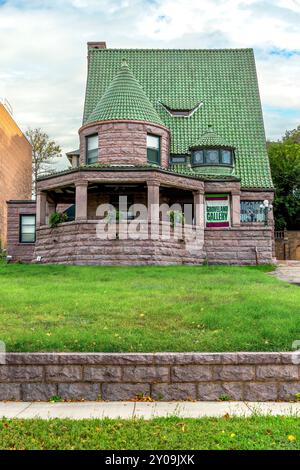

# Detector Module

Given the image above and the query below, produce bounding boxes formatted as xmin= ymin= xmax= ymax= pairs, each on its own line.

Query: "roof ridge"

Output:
xmin=89 ymin=48 xmax=254 ymax=52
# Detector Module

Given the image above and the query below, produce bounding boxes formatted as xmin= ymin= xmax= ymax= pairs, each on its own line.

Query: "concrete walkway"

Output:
xmin=0 ymin=401 xmax=300 ymax=420
xmin=271 ymin=261 xmax=300 ymax=284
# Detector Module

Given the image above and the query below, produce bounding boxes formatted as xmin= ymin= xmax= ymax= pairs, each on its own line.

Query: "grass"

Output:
xmin=0 ymin=263 xmax=299 ymax=352
xmin=0 ymin=416 xmax=299 ymax=450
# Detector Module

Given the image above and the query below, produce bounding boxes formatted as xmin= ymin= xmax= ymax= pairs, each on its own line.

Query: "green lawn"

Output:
xmin=0 ymin=416 xmax=299 ymax=450
xmin=0 ymin=263 xmax=299 ymax=352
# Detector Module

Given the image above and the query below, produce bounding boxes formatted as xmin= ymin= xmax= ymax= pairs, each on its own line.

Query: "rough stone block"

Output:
xmin=213 ymin=365 xmax=255 ymax=381
xmin=198 ymin=382 xmax=244 ymax=401
xmin=152 ymin=383 xmax=196 ymax=401
xmin=256 ymin=365 xmax=299 ymax=381
xmin=8 ymin=366 xmax=44 ymax=382
xmin=22 ymin=384 xmax=57 ymax=401
xmin=84 ymin=366 xmax=122 ymax=382
xmin=5 ymin=353 xmax=60 ymax=365
xmin=45 ymin=366 xmax=82 ymax=382
xmin=102 ymin=383 xmax=150 ymax=401
xmin=58 ymin=383 xmax=100 ymax=400
xmin=244 ymin=383 xmax=278 ymax=401
xmin=278 ymin=383 xmax=300 ymax=400
xmin=123 ymin=366 xmax=169 ymax=383
xmin=0 ymin=384 xmax=21 ymax=400
xmin=171 ymin=365 xmax=212 ymax=382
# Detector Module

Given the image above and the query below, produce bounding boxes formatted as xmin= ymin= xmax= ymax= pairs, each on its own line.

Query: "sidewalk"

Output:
xmin=1 ymin=401 xmax=300 ymax=420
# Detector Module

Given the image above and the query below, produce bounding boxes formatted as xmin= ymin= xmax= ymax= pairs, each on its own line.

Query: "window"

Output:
xmin=20 ymin=215 xmax=36 ymax=243
xmin=193 ymin=150 xmax=204 ymax=164
xmin=240 ymin=201 xmax=264 ymax=223
xmin=192 ymin=149 xmax=233 ymax=166
xmin=147 ymin=134 xmax=160 ymax=164
xmin=170 ymin=155 xmax=187 ymax=164
xmin=86 ymin=134 xmax=98 ymax=164
xmin=206 ymin=150 xmax=219 ymax=164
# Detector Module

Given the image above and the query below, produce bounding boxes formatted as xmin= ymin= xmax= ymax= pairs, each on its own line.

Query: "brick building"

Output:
xmin=0 ymin=103 xmax=32 ymax=249
xmin=7 ymin=42 xmax=275 ymax=265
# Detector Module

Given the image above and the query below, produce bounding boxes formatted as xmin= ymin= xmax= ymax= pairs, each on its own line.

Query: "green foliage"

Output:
xmin=49 ymin=212 xmax=68 ymax=228
xmin=105 ymin=209 xmax=123 ymax=223
xmin=283 ymin=125 xmax=300 ymax=144
xmin=49 ymin=396 xmax=63 ymax=403
xmin=167 ymin=210 xmax=185 ymax=228
xmin=268 ymin=139 xmax=300 ymax=229
xmin=0 ymin=416 xmax=299 ymax=450
xmin=0 ymin=264 xmax=299 ymax=352
xmin=25 ymin=128 xmax=62 ymax=195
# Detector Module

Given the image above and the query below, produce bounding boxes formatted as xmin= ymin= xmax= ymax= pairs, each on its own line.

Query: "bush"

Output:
xmin=49 ymin=212 xmax=68 ymax=228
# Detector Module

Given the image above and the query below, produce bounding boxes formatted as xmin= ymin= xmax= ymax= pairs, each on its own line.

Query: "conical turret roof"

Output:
xmin=86 ymin=60 xmax=164 ymax=126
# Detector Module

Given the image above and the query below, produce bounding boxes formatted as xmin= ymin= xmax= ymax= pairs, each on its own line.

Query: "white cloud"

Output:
xmin=0 ymin=0 xmax=299 ymax=170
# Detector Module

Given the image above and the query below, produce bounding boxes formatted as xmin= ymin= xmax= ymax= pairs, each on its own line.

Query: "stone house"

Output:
xmin=7 ymin=42 xmax=275 ymax=265
xmin=0 ymin=102 xmax=32 ymax=250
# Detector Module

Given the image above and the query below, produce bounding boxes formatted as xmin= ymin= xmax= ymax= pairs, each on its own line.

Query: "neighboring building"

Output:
xmin=7 ymin=42 xmax=275 ymax=265
xmin=0 ymin=103 xmax=32 ymax=249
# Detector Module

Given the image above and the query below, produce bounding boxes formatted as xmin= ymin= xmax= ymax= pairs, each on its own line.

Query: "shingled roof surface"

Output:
xmin=86 ymin=61 xmax=164 ymax=126
xmin=83 ymin=48 xmax=273 ymax=189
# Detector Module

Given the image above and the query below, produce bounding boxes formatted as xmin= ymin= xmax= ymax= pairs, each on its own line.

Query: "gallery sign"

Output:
xmin=205 ymin=194 xmax=230 ymax=228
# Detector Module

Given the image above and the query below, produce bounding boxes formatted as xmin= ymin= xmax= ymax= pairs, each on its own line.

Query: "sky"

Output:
xmin=0 ymin=0 xmax=300 ymax=170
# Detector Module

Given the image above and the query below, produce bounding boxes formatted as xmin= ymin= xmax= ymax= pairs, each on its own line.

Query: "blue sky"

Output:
xmin=0 ymin=0 xmax=300 ymax=168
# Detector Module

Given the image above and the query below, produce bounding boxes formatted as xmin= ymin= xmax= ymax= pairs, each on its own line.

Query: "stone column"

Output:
xmin=147 ymin=182 xmax=160 ymax=239
xmin=232 ymin=192 xmax=241 ymax=227
xmin=193 ymin=190 xmax=205 ymax=228
xmin=46 ymin=201 xmax=56 ymax=225
xmin=36 ymin=191 xmax=47 ymax=227
xmin=75 ymin=181 xmax=88 ymax=221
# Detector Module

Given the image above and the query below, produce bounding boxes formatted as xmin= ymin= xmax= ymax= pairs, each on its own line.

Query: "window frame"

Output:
xmin=191 ymin=148 xmax=233 ymax=167
xmin=240 ymin=200 xmax=265 ymax=223
xmin=85 ymin=133 xmax=99 ymax=165
xmin=19 ymin=214 xmax=36 ymax=244
xmin=147 ymin=134 xmax=161 ymax=165
xmin=169 ymin=155 xmax=187 ymax=164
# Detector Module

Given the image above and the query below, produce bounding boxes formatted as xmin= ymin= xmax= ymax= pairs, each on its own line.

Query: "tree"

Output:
xmin=26 ymin=128 xmax=62 ymax=195
xmin=268 ymin=140 xmax=300 ymax=230
xmin=283 ymin=125 xmax=300 ymax=144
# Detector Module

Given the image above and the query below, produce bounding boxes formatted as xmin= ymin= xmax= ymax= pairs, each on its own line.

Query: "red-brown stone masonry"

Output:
xmin=79 ymin=121 xmax=170 ymax=168
xmin=6 ymin=202 xmax=36 ymax=262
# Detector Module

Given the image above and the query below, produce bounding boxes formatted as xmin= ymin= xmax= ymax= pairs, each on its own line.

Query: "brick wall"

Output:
xmin=0 ymin=353 xmax=299 ymax=401
xmin=79 ymin=120 xmax=170 ymax=168
xmin=6 ymin=201 xmax=36 ymax=262
xmin=0 ymin=104 xmax=32 ymax=248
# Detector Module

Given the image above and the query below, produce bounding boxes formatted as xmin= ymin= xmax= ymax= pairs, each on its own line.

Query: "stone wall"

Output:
xmin=6 ymin=201 xmax=36 ymax=262
xmin=33 ymin=222 xmax=274 ymax=266
xmin=1 ymin=353 xmax=299 ymax=402
xmin=34 ymin=221 xmax=204 ymax=265
xmin=205 ymin=226 xmax=274 ymax=265
xmin=79 ymin=120 xmax=170 ymax=168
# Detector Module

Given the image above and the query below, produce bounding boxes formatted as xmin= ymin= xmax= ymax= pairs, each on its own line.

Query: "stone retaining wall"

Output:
xmin=1 ymin=353 xmax=299 ymax=402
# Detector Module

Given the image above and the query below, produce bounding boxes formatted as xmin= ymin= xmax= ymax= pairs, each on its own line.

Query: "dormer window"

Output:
xmin=86 ymin=134 xmax=98 ymax=164
xmin=191 ymin=148 xmax=233 ymax=167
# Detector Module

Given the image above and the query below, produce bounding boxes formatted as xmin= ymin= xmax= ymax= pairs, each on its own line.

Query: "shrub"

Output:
xmin=49 ymin=211 xmax=68 ymax=228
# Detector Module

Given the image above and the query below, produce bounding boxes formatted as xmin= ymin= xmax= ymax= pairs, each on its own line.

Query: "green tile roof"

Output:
xmin=85 ymin=60 xmax=164 ymax=127
xmin=190 ymin=125 xmax=233 ymax=148
xmin=83 ymin=48 xmax=273 ymax=189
